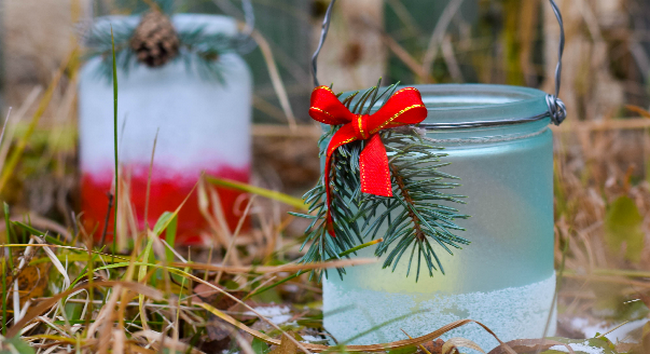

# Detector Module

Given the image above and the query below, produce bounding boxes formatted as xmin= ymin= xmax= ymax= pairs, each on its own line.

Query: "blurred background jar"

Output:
xmin=78 ymin=11 xmax=252 ymax=245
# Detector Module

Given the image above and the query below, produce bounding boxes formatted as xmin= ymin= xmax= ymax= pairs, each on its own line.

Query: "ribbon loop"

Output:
xmin=309 ymin=85 xmax=427 ymax=236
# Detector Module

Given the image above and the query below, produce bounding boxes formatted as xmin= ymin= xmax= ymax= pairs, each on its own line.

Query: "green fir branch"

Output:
xmin=83 ymin=20 xmax=237 ymax=83
xmin=290 ymin=129 xmax=362 ymax=280
xmin=366 ymin=129 xmax=469 ymax=281
xmin=294 ymin=81 xmax=470 ymax=281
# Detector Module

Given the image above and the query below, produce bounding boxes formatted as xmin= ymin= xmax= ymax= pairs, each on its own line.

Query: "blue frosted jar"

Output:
xmin=323 ymin=84 xmax=556 ymax=350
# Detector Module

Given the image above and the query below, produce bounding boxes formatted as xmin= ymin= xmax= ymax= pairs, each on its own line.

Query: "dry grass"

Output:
xmin=2 ymin=108 xmax=650 ymax=354
xmin=552 ymin=122 xmax=650 ymax=343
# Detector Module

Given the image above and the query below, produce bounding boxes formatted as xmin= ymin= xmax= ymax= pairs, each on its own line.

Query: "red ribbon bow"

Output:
xmin=309 ymin=85 xmax=428 ymax=236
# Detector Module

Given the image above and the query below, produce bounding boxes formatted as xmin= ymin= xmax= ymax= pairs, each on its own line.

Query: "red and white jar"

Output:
xmin=78 ymin=14 xmax=252 ymax=244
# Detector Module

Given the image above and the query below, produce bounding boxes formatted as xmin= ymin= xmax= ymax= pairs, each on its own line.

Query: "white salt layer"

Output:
xmin=549 ymin=341 xmax=604 ymax=354
xmin=244 ymin=305 xmax=292 ymax=325
xmin=323 ymin=272 xmax=556 ymax=352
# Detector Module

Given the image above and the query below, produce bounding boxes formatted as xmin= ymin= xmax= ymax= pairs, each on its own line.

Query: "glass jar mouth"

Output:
xmin=90 ymin=13 xmax=238 ymax=36
xmin=356 ymin=84 xmax=553 ymax=131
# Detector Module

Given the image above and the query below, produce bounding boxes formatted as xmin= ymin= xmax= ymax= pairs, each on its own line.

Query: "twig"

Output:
xmin=251 ymin=123 xmax=320 ymax=138
xmin=630 ymin=42 xmax=650 ymax=81
xmin=197 ymin=179 xmax=235 ymax=256
xmin=99 ymin=193 xmax=115 ymax=246
xmin=550 ymin=117 xmax=650 ymax=132
xmin=536 ymin=235 xmax=570 ymax=354
xmin=143 ymin=129 xmax=160 ymax=230
xmin=441 ymin=35 xmax=463 ymax=82
xmin=422 ymin=0 xmax=464 ymax=77
xmin=359 ymin=16 xmax=434 ymax=83
xmin=386 ymin=0 xmax=421 ymax=38
xmin=12 ymin=238 xmax=36 ymax=326
xmin=392 ymin=164 xmax=425 ymax=242
xmin=249 ymin=29 xmax=297 ymax=130
xmin=0 ymin=47 xmax=78 ymax=193
xmin=215 ymin=196 xmax=256 ymax=284
xmin=0 ymin=87 xmax=41 ymax=174
xmin=0 ymin=108 xmax=12 ymax=149
xmin=252 ymin=94 xmax=293 ymax=123
xmin=577 ymin=0 xmax=604 ymax=42
xmin=400 ymin=329 xmax=432 ymax=354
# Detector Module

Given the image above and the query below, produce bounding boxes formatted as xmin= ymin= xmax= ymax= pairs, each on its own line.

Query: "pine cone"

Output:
xmin=130 ymin=11 xmax=180 ymax=67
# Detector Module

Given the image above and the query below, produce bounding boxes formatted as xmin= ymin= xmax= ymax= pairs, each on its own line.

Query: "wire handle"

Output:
xmin=232 ymin=0 xmax=258 ymax=54
xmin=311 ymin=0 xmax=337 ymax=87
xmin=311 ymin=0 xmax=568 ymax=125
xmin=546 ymin=0 xmax=567 ymax=125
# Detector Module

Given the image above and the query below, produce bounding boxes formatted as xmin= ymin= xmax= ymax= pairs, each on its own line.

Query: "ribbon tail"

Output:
xmin=322 ymin=126 xmax=360 ymax=237
xmin=360 ymin=134 xmax=393 ymax=197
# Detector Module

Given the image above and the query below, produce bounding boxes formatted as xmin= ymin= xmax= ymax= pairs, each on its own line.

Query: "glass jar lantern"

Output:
xmin=78 ymin=14 xmax=252 ymax=244
xmin=323 ymin=84 xmax=557 ymax=349
xmin=311 ymin=0 xmax=568 ymax=350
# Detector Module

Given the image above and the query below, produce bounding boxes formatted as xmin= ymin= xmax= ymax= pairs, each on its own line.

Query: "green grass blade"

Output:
xmin=12 ymin=222 xmax=66 ymax=247
xmin=138 ymin=234 xmax=155 ymax=330
xmin=206 ymin=176 xmax=307 ymax=211
xmin=152 ymin=211 xmax=175 ymax=237
xmin=3 ymin=203 xmax=13 ymax=269
xmin=2 ymin=258 xmax=7 ymax=335
xmin=165 ymin=214 xmax=178 ymax=263
xmin=111 ymin=26 xmax=119 ymax=259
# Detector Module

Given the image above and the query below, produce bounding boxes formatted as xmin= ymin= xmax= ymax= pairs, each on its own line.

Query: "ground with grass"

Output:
xmin=1 ymin=1 xmax=650 ymax=353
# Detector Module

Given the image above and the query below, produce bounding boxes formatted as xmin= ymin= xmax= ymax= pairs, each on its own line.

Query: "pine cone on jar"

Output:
xmin=130 ymin=11 xmax=180 ymax=67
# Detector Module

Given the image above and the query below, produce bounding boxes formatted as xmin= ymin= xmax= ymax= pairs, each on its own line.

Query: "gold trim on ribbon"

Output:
xmin=371 ymin=104 xmax=426 ymax=134
xmin=314 ymin=85 xmax=335 ymax=94
xmin=357 ymin=115 xmax=368 ymax=140
xmin=310 ymin=106 xmax=334 ymax=119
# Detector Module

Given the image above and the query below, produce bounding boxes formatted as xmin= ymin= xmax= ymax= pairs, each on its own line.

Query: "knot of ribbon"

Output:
xmin=308 ymin=85 xmax=428 ymax=236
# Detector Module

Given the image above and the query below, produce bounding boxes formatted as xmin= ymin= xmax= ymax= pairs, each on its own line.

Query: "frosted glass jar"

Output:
xmin=323 ymin=84 xmax=556 ymax=350
xmin=78 ymin=14 xmax=252 ymax=244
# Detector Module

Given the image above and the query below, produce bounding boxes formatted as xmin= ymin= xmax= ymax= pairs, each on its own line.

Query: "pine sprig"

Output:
xmin=291 ymin=82 xmax=390 ymax=279
xmin=364 ymin=130 xmax=469 ymax=281
xmin=84 ymin=20 xmax=237 ymax=83
xmin=291 ymin=128 xmax=363 ymax=280
xmin=294 ymin=81 xmax=469 ymax=281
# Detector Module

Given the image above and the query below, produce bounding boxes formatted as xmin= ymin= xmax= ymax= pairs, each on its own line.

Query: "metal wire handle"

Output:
xmin=311 ymin=0 xmax=338 ymax=88
xmin=311 ymin=0 xmax=568 ymax=126
xmin=546 ymin=0 xmax=567 ymax=125
xmin=233 ymin=0 xmax=257 ymax=54
xmin=240 ymin=0 xmax=255 ymax=37
xmin=213 ymin=0 xmax=257 ymax=54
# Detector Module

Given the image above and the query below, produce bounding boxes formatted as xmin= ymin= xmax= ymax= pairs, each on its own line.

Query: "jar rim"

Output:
xmin=90 ymin=13 xmax=238 ymax=37
xmin=351 ymin=84 xmax=553 ymax=130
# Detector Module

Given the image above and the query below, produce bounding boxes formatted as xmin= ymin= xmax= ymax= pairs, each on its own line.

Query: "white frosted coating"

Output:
xmin=244 ymin=305 xmax=292 ymax=325
xmin=173 ymin=14 xmax=238 ymax=35
xmin=323 ymin=273 xmax=556 ymax=352
xmin=549 ymin=342 xmax=604 ymax=354
xmin=79 ymin=15 xmax=251 ymax=176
